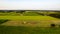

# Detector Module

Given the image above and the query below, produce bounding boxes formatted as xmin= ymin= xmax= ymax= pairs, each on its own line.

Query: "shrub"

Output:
xmin=0 ymin=19 xmax=9 ymax=24
xmin=50 ymin=24 xmax=56 ymax=28
xmin=49 ymin=14 xmax=60 ymax=19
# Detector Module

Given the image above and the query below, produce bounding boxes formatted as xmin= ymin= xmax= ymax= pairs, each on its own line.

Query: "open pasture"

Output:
xmin=0 ymin=11 xmax=60 ymax=34
xmin=0 ymin=16 xmax=60 ymax=27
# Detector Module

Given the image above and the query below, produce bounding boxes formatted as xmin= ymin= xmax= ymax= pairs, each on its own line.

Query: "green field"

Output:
xmin=0 ymin=16 xmax=58 ymax=20
xmin=0 ymin=16 xmax=59 ymax=27
xmin=0 ymin=11 xmax=60 ymax=34
xmin=0 ymin=16 xmax=60 ymax=34
xmin=0 ymin=26 xmax=60 ymax=34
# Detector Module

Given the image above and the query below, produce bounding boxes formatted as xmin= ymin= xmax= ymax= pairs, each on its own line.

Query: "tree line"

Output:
xmin=0 ymin=10 xmax=60 ymax=18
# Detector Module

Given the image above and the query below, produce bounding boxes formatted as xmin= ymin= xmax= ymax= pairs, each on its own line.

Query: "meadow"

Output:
xmin=0 ymin=26 xmax=60 ymax=34
xmin=0 ymin=10 xmax=60 ymax=34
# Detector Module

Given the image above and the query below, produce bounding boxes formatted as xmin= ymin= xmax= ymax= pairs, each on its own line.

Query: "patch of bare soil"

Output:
xmin=1 ymin=20 xmax=60 ymax=27
xmin=1 ymin=20 xmax=39 ymax=26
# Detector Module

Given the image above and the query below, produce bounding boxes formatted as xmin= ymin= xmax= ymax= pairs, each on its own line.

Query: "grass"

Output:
xmin=0 ymin=26 xmax=60 ymax=34
xmin=0 ymin=12 xmax=59 ymax=34
xmin=0 ymin=16 xmax=59 ymax=27
xmin=0 ymin=12 xmax=41 ymax=16
xmin=0 ymin=16 xmax=58 ymax=20
xmin=0 ymin=13 xmax=21 ymax=16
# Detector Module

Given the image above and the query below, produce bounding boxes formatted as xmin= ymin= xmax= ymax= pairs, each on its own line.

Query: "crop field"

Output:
xmin=0 ymin=10 xmax=60 ymax=34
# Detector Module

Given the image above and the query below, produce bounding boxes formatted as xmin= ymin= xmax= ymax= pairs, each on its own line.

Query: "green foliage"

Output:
xmin=49 ymin=14 xmax=60 ymax=19
xmin=19 ymin=10 xmax=25 ymax=14
xmin=0 ymin=10 xmax=59 ymax=16
xmin=23 ymin=12 xmax=41 ymax=16
xmin=0 ymin=19 xmax=9 ymax=24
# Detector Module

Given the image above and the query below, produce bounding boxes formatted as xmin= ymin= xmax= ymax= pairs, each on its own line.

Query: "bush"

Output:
xmin=49 ymin=14 xmax=60 ymax=19
xmin=0 ymin=19 xmax=9 ymax=24
xmin=50 ymin=24 xmax=56 ymax=28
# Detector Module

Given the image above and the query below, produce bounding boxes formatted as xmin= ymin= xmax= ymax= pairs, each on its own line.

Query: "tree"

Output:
xmin=37 ymin=11 xmax=50 ymax=16
xmin=0 ymin=10 xmax=5 ymax=13
xmin=19 ymin=10 xmax=25 ymax=14
xmin=18 ymin=10 xmax=26 ymax=16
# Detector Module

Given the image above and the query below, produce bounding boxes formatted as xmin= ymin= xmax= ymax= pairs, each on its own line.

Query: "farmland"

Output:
xmin=0 ymin=10 xmax=60 ymax=34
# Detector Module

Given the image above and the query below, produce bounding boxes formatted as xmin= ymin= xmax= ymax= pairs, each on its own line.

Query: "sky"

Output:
xmin=0 ymin=0 xmax=60 ymax=10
